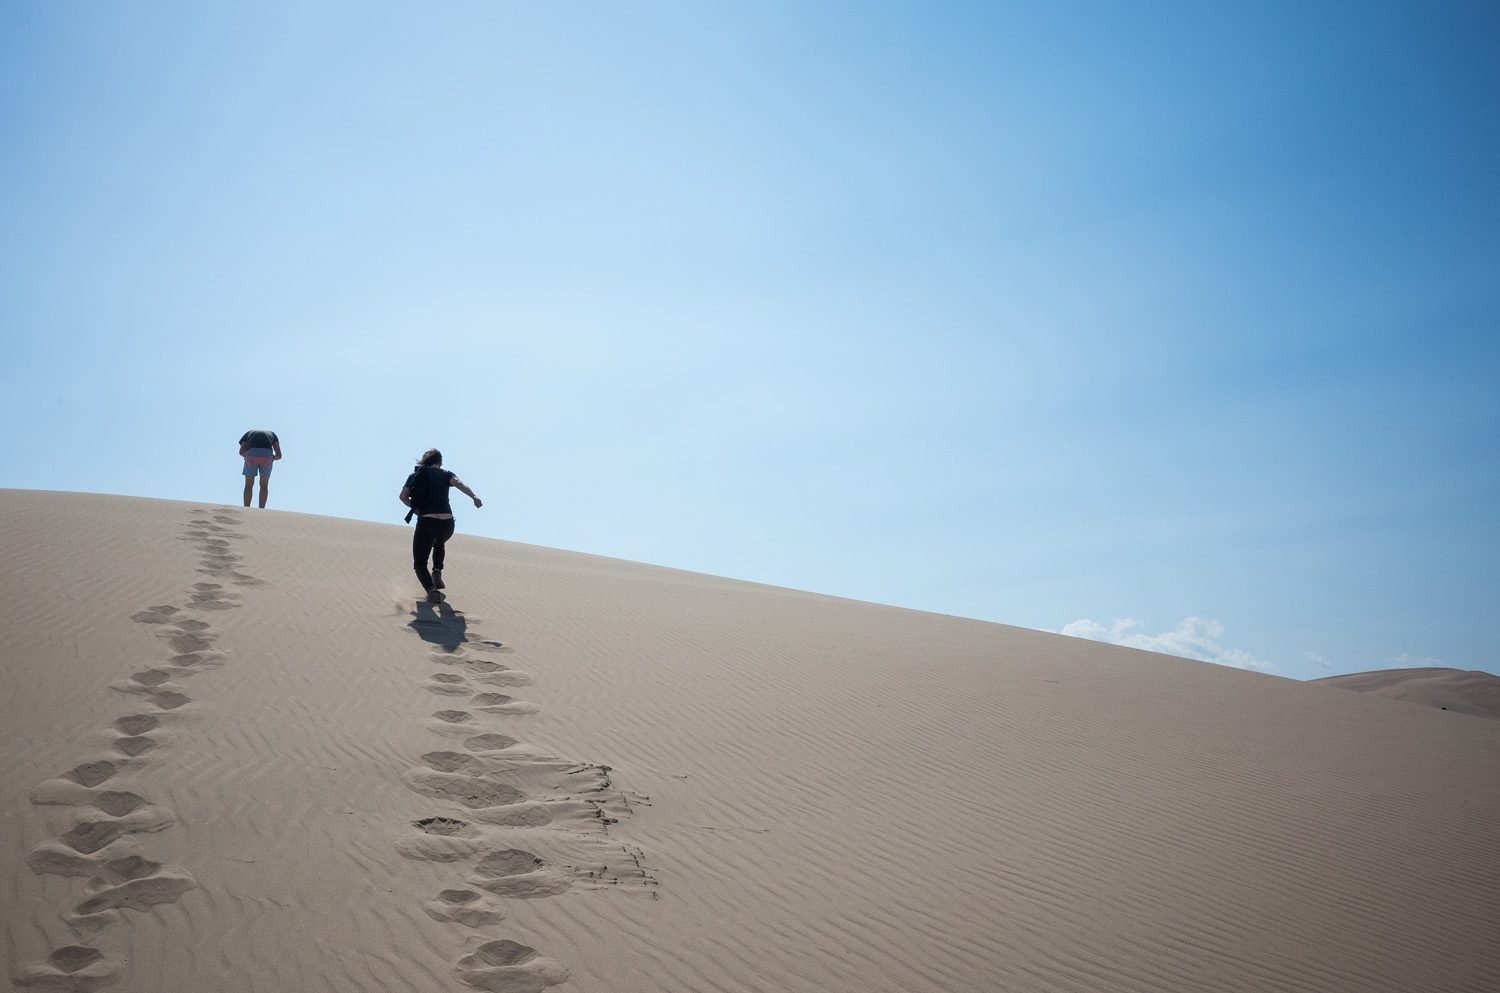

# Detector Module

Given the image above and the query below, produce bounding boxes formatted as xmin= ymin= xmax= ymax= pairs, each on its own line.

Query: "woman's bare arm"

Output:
xmin=451 ymin=478 xmax=483 ymax=508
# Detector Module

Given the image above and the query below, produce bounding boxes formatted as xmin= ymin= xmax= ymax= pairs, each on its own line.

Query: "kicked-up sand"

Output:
xmin=1 ymin=490 xmax=1497 ymax=992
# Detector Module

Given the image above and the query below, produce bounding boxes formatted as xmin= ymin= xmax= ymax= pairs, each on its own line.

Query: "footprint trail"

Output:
xmin=15 ymin=509 xmax=264 ymax=990
xmin=396 ymin=596 xmax=656 ymax=991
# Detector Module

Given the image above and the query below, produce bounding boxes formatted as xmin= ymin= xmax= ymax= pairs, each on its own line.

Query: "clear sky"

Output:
xmin=3 ymin=2 xmax=1496 ymax=681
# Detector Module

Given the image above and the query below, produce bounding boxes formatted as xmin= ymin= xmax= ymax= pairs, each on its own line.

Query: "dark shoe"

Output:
xmin=426 ymin=588 xmax=442 ymax=603
xmin=432 ymin=569 xmax=445 ymax=590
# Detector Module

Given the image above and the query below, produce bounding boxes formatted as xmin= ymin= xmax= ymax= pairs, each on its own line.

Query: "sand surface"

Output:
xmin=2 ymin=490 xmax=1498 ymax=993
xmin=1313 ymin=667 xmax=1500 ymax=722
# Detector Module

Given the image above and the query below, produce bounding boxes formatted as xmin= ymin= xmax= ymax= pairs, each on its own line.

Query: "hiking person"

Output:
xmin=400 ymin=449 xmax=482 ymax=602
xmin=239 ymin=429 xmax=282 ymax=508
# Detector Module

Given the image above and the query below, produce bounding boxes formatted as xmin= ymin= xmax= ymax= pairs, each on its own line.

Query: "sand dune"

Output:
xmin=1313 ymin=667 xmax=1500 ymax=721
xmin=2 ymin=490 xmax=1497 ymax=993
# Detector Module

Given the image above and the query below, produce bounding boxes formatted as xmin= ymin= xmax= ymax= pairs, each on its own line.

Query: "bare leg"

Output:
xmin=258 ymin=477 xmax=270 ymax=509
xmin=243 ymin=476 xmax=254 ymax=507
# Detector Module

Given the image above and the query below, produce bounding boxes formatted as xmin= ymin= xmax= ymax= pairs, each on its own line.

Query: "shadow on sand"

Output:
xmin=407 ymin=598 xmax=468 ymax=652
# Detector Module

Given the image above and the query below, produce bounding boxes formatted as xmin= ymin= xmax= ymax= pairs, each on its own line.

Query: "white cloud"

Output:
xmin=1058 ymin=616 xmax=1274 ymax=673
xmin=1304 ymin=651 xmax=1333 ymax=671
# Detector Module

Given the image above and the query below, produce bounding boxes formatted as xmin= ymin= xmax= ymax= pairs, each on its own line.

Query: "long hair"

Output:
xmin=416 ymin=448 xmax=443 ymax=470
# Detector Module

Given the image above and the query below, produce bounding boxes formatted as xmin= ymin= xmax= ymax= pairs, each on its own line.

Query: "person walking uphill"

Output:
xmin=400 ymin=449 xmax=482 ymax=602
xmin=239 ymin=429 xmax=282 ymax=508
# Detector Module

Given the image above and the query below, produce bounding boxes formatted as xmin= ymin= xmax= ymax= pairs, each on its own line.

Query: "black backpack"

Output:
xmin=405 ymin=467 xmax=433 ymax=523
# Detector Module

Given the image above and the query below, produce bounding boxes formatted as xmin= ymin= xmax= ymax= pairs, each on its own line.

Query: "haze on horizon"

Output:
xmin=2 ymin=2 xmax=1496 ymax=681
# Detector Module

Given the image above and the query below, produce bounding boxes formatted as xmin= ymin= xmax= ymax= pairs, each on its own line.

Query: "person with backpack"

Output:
xmin=238 ymin=428 xmax=282 ymax=508
xmin=400 ymin=449 xmax=482 ymax=602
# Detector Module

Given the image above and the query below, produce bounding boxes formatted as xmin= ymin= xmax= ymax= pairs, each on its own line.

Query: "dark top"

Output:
xmin=240 ymin=429 xmax=279 ymax=449
xmin=404 ymin=466 xmax=455 ymax=516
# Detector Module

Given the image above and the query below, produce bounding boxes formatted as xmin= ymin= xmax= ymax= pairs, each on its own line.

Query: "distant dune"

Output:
xmin=2 ymin=490 xmax=1497 ymax=993
xmin=1313 ymin=667 xmax=1500 ymax=721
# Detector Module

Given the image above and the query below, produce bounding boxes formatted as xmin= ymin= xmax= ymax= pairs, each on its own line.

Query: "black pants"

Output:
xmin=412 ymin=516 xmax=456 ymax=590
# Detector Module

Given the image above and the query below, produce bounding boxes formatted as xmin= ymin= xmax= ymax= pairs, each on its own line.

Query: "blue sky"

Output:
xmin=3 ymin=2 xmax=1496 ymax=680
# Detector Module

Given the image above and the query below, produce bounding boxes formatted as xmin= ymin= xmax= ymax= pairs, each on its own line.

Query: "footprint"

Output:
xmin=434 ymin=656 xmax=509 ymax=673
xmin=470 ymin=693 xmax=539 ymax=716
xmin=113 ymin=715 xmax=159 ymax=735
xmin=73 ymin=868 xmax=196 ymax=916
xmin=91 ymin=792 xmax=148 ymax=817
xmin=424 ymin=889 xmax=505 ymax=927
xmin=99 ymin=855 xmax=162 ymax=881
xmin=165 ymin=633 xmax=214 ymax=654
xmin=112 ymin=736 xmax=158 ymax=757
xmin=59 ymin=821 xmax=127 ymax=856
xmin=475 ymin=849 xmax=543 ymax=877
xmin=112 ymin=681 xmax=192 ymax=711
xmin=170 ymin=651 xmax=225 ymax=668
xmin=432 ymin=657 xmax=531 ymax=686
xmin=433 ymin=710 xmax=475 ymax=724
xmin=454 ymin=940 xmax=567 ymax=992
xmin=407 ymin=757 xmax=616 ymax=829
xmin=395 ymin=817 xmax=485 ymax=862
xmin=188 ymin=598 xmax=238 ymax=611
xmin=415 ymin=816 xmax=470 ymax=836
xmin=14 ymin=945 xmax=120 ymax=991
xmin=421 ymin=752 xmax=486 ymax=775
xmin=129 ymin=669 xmax=174 ymax=687
xmin=475 ymin=670 xmax=534 ymax=688
xmin=469 ymin=804 xmax=560 ymax=828
xmin=62 ymin=762 xmax=117 ymax=788
xmin=26 ymin=845 xmax=108 ymax=878
xmin=405 ymin=770 xmax=526 ymax=809
xmin=464 ymin=734 xmax=519 ymax=752
xmin=471 ymin=850 xmax=571 ymax=899
xmin=49 ymin=946 xmax=105 ymax=971
xmin=427 ymin=673 xmax=473 ymax=696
